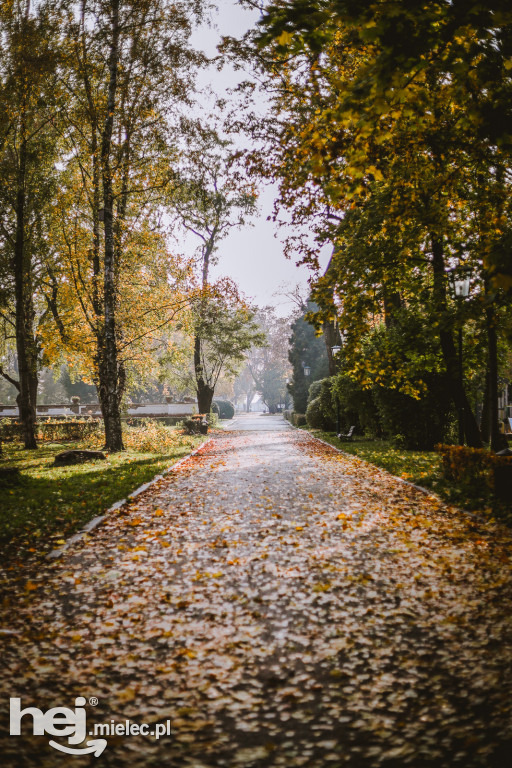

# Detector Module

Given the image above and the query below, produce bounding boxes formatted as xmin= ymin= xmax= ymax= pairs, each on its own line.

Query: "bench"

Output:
xmin=337 ymin=425 xmax=355 ymax=441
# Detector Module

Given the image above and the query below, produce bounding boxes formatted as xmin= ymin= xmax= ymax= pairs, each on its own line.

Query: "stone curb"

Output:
xmin=47 ymin=437 xmax=212 ymax=560
xmin=290 ymin=422 xmax=488 ymax=526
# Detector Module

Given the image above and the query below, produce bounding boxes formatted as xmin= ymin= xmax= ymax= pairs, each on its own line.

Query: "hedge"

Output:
xmin=212 ymin=400 xmax=235 ymax=419
xmin=436 ymin=444 xmax=512 ymax=496
xmin=1 ymin=419 xmax=101 ymax=443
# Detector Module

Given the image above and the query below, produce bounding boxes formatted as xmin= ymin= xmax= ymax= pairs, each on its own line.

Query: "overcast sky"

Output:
xmin=187 ymin=1 xmax=331 ymax=316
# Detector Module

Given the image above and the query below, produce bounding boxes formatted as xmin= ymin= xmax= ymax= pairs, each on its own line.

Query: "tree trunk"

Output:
xmin=430 ymin=233 xmax=482 ymax=448
xmin=14 ymin=137 xmax=38 ymax=450
xmin=192 ymin=235 xmax=217 ymax=413
xmin=194 ymin=334 xmax=214 ymax=414
xmin=197 ymin=380 xmax=214 ymax=415
xmin=383 ymin=288 xmax=402 ymax=329
xmin=480 ymin=366 xmax=490 ymax=443
xmin=99 ymin=0 xmax=124 ymax=452
xmin=486 ymin=305 xmax=508 ymax=452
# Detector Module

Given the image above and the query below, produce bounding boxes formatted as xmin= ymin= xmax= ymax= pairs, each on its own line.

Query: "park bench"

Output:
xmin=337 ymin=425 xmax=355 ymax=442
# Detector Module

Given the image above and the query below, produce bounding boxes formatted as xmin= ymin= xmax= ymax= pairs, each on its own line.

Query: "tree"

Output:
xmin=243 ymin=306 xmax=292 ymax=412
xmin=43 ymin=0 xmax=206 ymax=451
xmin=233 ymin=364 xmax=257 ymax=412
xmin=0 ymin=0 xmax=61 ymax=448
xmin=189 ymin=280 xmax=265 ymax=413
xmin=228 ymin=2 xmax=512 ymax=448
xmin=288 ymin=300 xmax=329 ymax=413
xmin=169 ymin=126 xmax=259 ymax=412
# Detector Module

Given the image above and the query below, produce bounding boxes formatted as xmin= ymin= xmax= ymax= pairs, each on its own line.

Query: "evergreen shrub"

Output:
xmin=212 ymin=400 xmax=235 ymax=419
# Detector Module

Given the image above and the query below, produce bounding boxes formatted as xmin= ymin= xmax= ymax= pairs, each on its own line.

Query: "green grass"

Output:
xmin=308 ymin=431 xmax=512 ymax=525
xmin=0 ymin=428 xmax=203 ymax=562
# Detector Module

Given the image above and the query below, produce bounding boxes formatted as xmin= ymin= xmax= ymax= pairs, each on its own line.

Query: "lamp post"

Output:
xmin=331 ymin=344 xmax=341 ymax=435
xmin=302 ymin=361 xmax=311 ymax=377
xmin=448 ymin=268 xmax=471 ymax=445
xmin=331 ymin=329 xmax=347 ymax=437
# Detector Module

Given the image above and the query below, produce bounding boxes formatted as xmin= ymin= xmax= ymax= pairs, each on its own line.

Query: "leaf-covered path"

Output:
xmin=2 ymin=414 xmax=512 ymax=767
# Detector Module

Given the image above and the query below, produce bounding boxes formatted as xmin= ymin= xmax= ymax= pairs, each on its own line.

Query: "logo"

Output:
xmin=10 ymin=696 xmax=171 ymax=756
xmin=10 ymin=696 xmax=106 ymax=756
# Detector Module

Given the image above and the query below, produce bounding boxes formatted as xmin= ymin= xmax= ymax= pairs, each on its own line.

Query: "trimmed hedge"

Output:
xmin=283 ymin=410 xmax=307 ymax=427
xmin=1 ymin=419 xmax=101 ymax=443
xmin=306 ymin=378 xmax=336 ymax=431
xmin=212 ymin=400 xmax=235 ymax=419
xmin=436 ymin=443 xmax=512 ymax=496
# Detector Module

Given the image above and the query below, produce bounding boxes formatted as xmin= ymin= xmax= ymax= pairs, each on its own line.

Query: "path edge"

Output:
xmin=46 ymin=437 xmax=212 ymax=561
xmin=293 ymin=423 xmax=488 ymax=526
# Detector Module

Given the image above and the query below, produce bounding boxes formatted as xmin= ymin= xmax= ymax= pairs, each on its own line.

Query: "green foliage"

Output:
xmin=288 ymin=300 xmax=329 ymax=413
xmin=235 ymin=0 xmax=512 ymax=451
xmin=212 ymin=399 xmax=235 ymax=419
xmin=372 ymin=379 xmax=452 ymax=451
xmin=436 ymin=444 xmax=512 ymax=497
xmin=1 ymin=419 xmax=101 ymax=443
xmin=243 ymin=307 xmax=292 ymax=412
xmin=306 ymin=378 xmax=336 ymax=431
xmin=343 ymin=316 xmax=454 ymax=449
xmin=283 ymin=410 xmax=307 ymax=427
xmin=305 ymin=398 xmax=327 ymax=430
xmin=59 ymin=368 xmax=97 ymax=403
xmin=307 ymin=380 xmax=323 ymax=402
xmin=194 ymin=289 xmax=266 ymax=387
xmin=0 ymin=427 xmax=201 ymax=559
xmin=256 ymin=360 xmax=288 ymax=412
xmin=331 ymin=374 xmax=379 ymax=436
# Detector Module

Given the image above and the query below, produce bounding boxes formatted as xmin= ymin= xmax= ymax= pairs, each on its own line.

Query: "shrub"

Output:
xmin=182 ymin=418 xmax=209 ymax=436
xmin=306 ymin=397 xmax=327 ymax=429
xmin=0 ymin=419 xmax=101 ymax=443
xmin=307 ymin=380 xmax=323 ymax=402
xmin=283 ymin=411 xmax=307 ymax=427
xmin=124 ymin=420 xmax=195 ymax=451
xmin=306 ymin=378 xmax=336 ymax=431
xmin=212 ymin=400 xmax=235 ymax=419
xmin=372 ymin=375 xmax=452 ymax=450
xmin=435 ymin=444 xmax=512 ymax=495
xmin=332 ymin=374 xmax=379 ymax=437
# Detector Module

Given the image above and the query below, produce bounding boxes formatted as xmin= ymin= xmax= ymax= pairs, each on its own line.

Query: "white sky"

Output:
xmin=188 ymin=1 xmax=331 ymax=316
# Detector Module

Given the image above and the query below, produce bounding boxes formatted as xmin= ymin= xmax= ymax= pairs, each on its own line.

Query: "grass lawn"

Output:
xmin=308 ymin=430 xmax=512 ymax=526
xmin=0 ymin=425 xmax=203 ymax=562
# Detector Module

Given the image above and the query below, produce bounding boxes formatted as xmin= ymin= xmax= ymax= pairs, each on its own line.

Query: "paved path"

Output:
xmin=2 ymin=415 xmax=512 ymax=767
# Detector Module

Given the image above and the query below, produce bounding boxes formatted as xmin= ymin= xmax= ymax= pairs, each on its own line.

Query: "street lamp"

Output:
xmin=331 ymin=341 xmax=344 ymax=437
xmin=302 ymin=361 xmax=311 ymax=377
xmin=451 ymin=273 xmax=471 ymax=299
xmin=448 ymin=268 xmax=471 ymax=444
